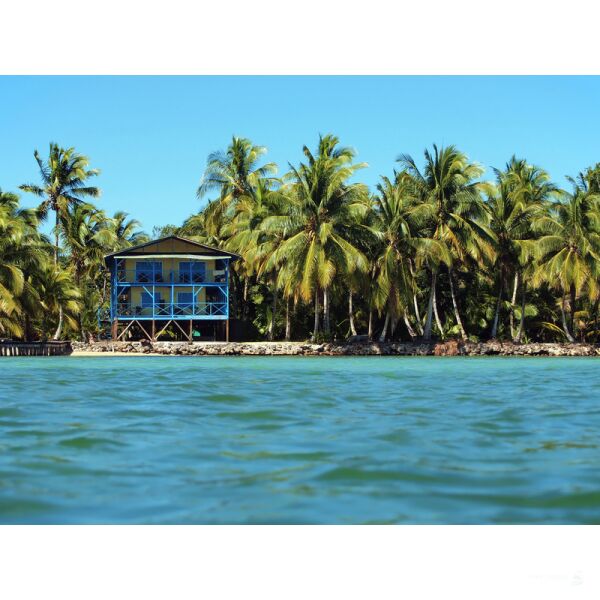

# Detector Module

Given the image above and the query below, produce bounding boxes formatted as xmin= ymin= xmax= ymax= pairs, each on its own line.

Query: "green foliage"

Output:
xmin=3 ymin=138 xmax=600 ymax=344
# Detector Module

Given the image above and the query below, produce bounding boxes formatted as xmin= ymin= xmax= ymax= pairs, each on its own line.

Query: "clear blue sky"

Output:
xmin=1 ymin=76 xmax=599 ymax=234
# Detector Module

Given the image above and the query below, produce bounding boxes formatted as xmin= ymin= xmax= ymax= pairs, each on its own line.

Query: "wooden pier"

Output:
xmin=0 ymin=341 xmax=72 ymax=357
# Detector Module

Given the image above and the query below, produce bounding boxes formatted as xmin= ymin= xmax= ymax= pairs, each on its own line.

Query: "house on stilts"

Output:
xmin=101 ymin=236 xmax=240 ymax=342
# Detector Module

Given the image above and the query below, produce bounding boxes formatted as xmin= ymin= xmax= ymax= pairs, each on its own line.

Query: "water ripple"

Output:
xmin=0 ymin=355 xmax=599 ymax=523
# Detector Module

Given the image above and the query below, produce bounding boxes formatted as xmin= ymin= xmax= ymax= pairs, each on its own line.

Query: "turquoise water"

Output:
xmin=1 ymin=356 xmax=599 ymax=524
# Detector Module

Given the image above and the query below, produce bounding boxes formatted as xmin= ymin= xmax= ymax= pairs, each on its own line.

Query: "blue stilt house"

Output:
xmin=103 ymin=236 xmax=240 ymax=341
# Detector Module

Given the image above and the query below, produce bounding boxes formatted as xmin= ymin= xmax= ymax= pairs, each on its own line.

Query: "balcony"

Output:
xmin=114 ymin=302 xmax=228 ymax=320
xmin=115 ymin=269 xmax=227 ymax=285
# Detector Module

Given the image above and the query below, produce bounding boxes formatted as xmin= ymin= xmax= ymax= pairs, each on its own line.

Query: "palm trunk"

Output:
xmin=413 ymin=294 xmax=424 ymax=335
xmin=570 ymin=283 xmax=576 ymax=338
xmin=509 ymin=272 xmax=519 ymax=338
xmin=379 ymin=312 xmax=390 ymax=342
xmin=242 ymin=277 xmax=249 ymax=321
xmin=285 ymin=297 xmax=291 ymax=341
xmin=53 ymin=306 xmax=64 ymax=340
xmin=312 ymin=289 xmax=320 ymax=341
xmin=348 ymin=290 xmax=357 ymax=336
xmin=515 ymin=282 xmax=526 ymax=343
xmin=433 ymin=279 xmax=443 ymax=339
xmin=490 ymin=285 xmax=502 ymax=339
xmin=368 ymin=308 xmax=374 ymax=340
xmin=54 ymin=208 xmax=59 ymax=265
xmin=561 ymin=292 xmax=575 ymax=342
xmin=53 ymin=208 xmax=64 ymax=338
xmin=424 ymin=271 xmax=436 ymax=341
xmin=448 ymin=268 xmax=467 ymax=340
xmin=323 ymin=287 xmax=330 ymax=336
xmin=403 ymin=310 xmax=417 ymax=340
xmin=267 ymin=288 xmax=277 ymax=341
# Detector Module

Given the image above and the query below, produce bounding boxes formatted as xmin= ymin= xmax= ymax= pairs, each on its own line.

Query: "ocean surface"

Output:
xmin=1 ymin=356 xmax=599 ymax=524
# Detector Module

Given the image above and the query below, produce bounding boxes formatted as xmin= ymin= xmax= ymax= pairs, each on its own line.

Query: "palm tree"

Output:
xmin=0 ymin=189 xmax=47 ymax=338
xmin=19 ymin=143 xmax=101 ymax=263
xmin=224 ymin=179 xmax=288 ymax=340
xmin=399 ymin=145 xmax=492 ymax=341
xmin=497 ymin=157 xmax=558 ymax=340
xmin=369 ymin=173 xmax=446 ymax=341
xmin=265 ymin=134 xmax=369 ymax=340
xmin=197 ymin=136 xmax=277 ymax=231
xmin=60 ymin=203 xmax=117 ymax=339
xmin=110 ymin=211 xmax=148 ymax=249
xmin=532 ymin=183 xmax=600 ymax=341
xmin=36 ymin=265 xmax=81 ymax=340
xmin=485 ymin=177 xmax=547 ymax=339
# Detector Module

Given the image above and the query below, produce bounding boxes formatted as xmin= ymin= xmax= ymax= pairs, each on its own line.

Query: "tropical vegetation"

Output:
xmin=2 ymin=136 xmax=600 ymax=344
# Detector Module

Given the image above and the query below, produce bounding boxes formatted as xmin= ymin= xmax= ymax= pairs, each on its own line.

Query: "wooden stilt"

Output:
xmin=116 ymin=320 xmax=135 ymax=341
xmin=189 ymin=319 xmax=193 ymax=342
xmin=151 ymin=319 xmax=156 ymax=342
xmin=226 ymin=319 xmax=230 ymax=342
xmin=172 ymin=320 xmax=189 ymax=338
xmin=111 ymin=319 xmax=118 ymax=340
xmin=137 ymin=320 xmax=153 ymax=342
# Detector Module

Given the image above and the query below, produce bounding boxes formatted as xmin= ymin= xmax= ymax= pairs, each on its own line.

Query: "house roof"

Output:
xmin=104 ymin=235 xmax=240 ymax=265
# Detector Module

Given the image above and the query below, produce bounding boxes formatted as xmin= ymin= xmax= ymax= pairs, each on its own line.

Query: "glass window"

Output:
xmin=141 ymin=292 xmax=162 ymax=307
xmin=178 ymin=292 xmax=193 ymax=308
xmin=136 ymin=261 xmax=163 ymax=283
xmin=179 ymin=262 xmax=205 ymax=283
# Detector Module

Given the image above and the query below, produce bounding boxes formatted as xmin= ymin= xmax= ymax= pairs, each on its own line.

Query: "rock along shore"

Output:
xmin=71 ymin=339 xmax=600 ymax=357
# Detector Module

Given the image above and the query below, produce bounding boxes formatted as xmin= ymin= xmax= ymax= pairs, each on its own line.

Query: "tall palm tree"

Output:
xmin=224 ymin=179 xmax=288 ymax=340
xmin=265 ymin=134 xmax=369 ymax=340
xmin=19 ymin=143 xmax=101 ymax=263
xmin=532 ymin=184 xmax=600 ymax=341
xmin=497 ymin=157 xmax=558 ymax=339
xmin=60 ymin=203 xmax=117 ymax=339
xmin=369 ymin=173 xmax=447 ymax=341
xmin=197 ymin=136 xmax=277 ymax=232
xmin=399 ymin=145 xmax=492 ymax=340
xmin=485 ymin=178 xmax=543 ymax=339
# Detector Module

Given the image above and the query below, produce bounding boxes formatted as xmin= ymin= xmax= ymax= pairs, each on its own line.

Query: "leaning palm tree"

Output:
xmin=532 ymin=184 xmax=600 ymax=342
xmin=265 ymin=134 xmax=369 ymax=340
xmin=36 ymin=265 xmax=81 ymax=340
xmin=19 ymin=143 xmax=101 ymax=263
xmin=399 ymin=145 xmax=492 ymax=340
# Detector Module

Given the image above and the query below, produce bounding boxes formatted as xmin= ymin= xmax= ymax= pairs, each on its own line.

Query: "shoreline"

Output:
xmin=69 ymin=340 xmax=600 ymax=357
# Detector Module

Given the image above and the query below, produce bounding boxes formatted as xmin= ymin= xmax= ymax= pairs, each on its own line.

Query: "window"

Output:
xmin=178 ymin=292 xmax=193 ymax=308
xmin=179 ymin=262 xmax=205 ymax=283
xmin=141 ymin=292 xmax=162 ymax=307
xmin=136 ymin=261 xmax=163 ymax=283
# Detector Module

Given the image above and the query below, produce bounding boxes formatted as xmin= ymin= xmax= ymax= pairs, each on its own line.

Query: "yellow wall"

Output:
xmin=130 ymin=286 xmax=207 ymax=307
xmin=122 ymin=257 xmax=219 ymax=278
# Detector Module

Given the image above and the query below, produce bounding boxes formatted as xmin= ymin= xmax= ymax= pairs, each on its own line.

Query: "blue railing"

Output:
xmin=116 ymin=269 xmax=227 ymax=284
xmin=115 ymin=302 xmax=227 ymax=319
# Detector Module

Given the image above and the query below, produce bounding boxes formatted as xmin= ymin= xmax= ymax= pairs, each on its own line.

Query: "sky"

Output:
xmin=1 ymin=76 xmax=599 ymax=234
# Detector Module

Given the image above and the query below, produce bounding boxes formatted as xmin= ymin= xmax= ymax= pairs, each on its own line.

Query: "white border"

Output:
xmin=1 ymin=0 xmax=600 ymax=74
xmin=0 ymin=526 xmax=598 ymax=599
